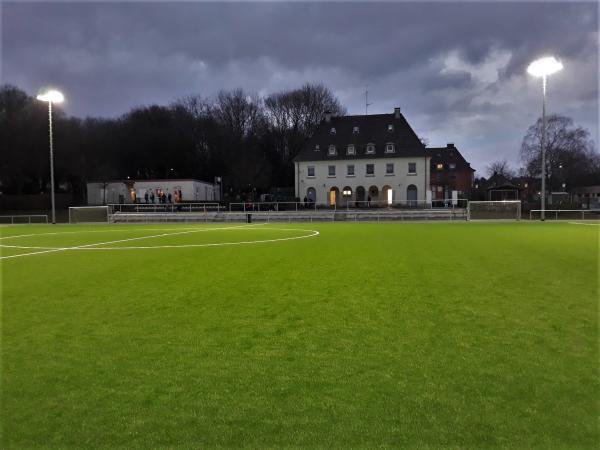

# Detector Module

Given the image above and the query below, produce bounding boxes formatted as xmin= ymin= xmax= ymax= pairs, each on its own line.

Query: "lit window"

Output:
xmin=347 ymin=165 xmax=355 ymax=176
xmin=449 ymin=163 xmax=456 ymax=169
xmin=388 ymin=124 xmax=394 ymax=132
xmin=342 ymin=187 xmax=353 ymax=197
xmin=307 ymin=166 xmax=315 ymax=177
xmin=328 ymin=145 xmax=337 ymax=156
xmin=330 ymin=127 xmax=336 ymax=135
xmin=408 ymin=162 xmax=416 ymax=174
xmin=386 ymin=163 xmax=394 ymax=174
xmin=366 ymin=164 xmax=374 ymax=175
xmin=366 ymin=144 xmax=375 ymax=154
xmin=385 ymin=143 xmax=395 ymax=153
xmin=315 ymin=144 xmax=320 ymax=151
xmin=347 ymin=145 xmax=355 ymax=155
xmin=353 ymin=126 xmax=359 ymax=134
xmin=328 ymin=165 xmax=336 ymax=176
xmin=436 ymin=163 xmax=443 ymax=170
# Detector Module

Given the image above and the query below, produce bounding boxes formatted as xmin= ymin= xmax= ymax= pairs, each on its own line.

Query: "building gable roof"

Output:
xmin=426 ymin=145 xmax=474 ymax=172
xmin=294 ymin=111 xmax=426 ymax=162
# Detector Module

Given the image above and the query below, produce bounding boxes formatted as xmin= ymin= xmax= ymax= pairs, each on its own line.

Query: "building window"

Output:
xmin=307 ymin=166 xmax=315 ymax=177
xmin=353 ymin=126 xmax=359 ymax=134
xmin=342 ymin=187 xmax=353 ymax=197
xmin=366 ymin=164 xmax=374 ymax=175
xmin=330 ymin=127 xmax=336 ymax=135
xmin=436 ymin=163 xmax=444 ymax=170
xmin=386 ymin=163 xmax=394 ymax=174
xmin=449 ymin=163 xmax=456 ymax=169
xmin=328 ymin=165 xmax=336 ymax=177
xmin=408 ymin=162 xmax=416 ymax=174
xmin=328 ymin=145 xmax=337 ymax=156
xmin=387 ymin=124 xmax=394 ymax=132
xmin=385 ymin=143 xmax=395 ymax=153
xmin=366 ymin=144 xmax=375 ymax=154
xmin=347 ymin=145 xmax=355 ymax=155
xmin=347 ymin=164 xmax=355 ymax=176
xmin=315 ymin=144 xmax=320 ymax=151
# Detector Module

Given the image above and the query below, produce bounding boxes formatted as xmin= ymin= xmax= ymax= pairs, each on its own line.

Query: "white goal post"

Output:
xmin=467 ymin=201 xmax=522 ymax=221
xmin=69 ymin=206 xmax=109 ymax=224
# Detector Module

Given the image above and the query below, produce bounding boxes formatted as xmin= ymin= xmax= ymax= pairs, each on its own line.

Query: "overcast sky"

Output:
xmin=2 ymin=1 xmax=598 ymax=174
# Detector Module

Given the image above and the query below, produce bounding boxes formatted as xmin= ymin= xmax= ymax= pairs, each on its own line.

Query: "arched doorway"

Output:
xmin=355 ymin=186 xmax=366 ymax=207
xmin=306 ymin=187 xmax=316 ymax=203
xmin=329 ymin=187 xmax=340 ymax=207
xmin=368 ymin=186 xmax=379 ymax=206
xmin=407 ymin=184 xmax=418 ymax=206
xmin=382 ymin=185 xmax=393 ymax=206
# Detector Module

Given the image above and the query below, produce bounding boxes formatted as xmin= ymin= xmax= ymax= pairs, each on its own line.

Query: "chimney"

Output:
xmin=446 ymin=143 xmax=455 ymax=148
xmin=324 ymin=111 xmax=332 ymax=122
xmin=394 ymin=107 xmax=401 ymax=119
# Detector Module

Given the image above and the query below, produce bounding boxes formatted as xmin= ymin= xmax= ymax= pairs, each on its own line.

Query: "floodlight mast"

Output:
xmin=527 ymin=57 xmax=563 ymax=221
xmin=36 ymin=90 xmax=64 ymax=224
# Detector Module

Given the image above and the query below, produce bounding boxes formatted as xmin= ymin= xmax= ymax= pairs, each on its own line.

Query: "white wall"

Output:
xmin=296 ymin=157 xmax=431 ymax=203
xmin=87 ymin=180 xmax=219 ymax=205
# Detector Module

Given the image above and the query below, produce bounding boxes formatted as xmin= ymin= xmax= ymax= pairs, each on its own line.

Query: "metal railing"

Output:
xmin=110 ymin=208 xmax=468 ymax=224
xmin=229 ymin=199 xmax=469 ymax=212
xmin=108 ymin=203 xmax=223 ymax=214
xmin=529 ymin=209 xmax=600 ymax=220
xmin=0 ymin=214 xmax=49 ymax=224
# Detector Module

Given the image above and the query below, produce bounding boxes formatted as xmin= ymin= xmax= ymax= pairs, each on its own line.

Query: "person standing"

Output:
xmin=167 ymin=192 xmax=172 ymax=203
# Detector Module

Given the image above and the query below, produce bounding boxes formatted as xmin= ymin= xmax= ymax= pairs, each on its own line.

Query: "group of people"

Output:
xmin=143 ymin=189 xmax=183 ymax=204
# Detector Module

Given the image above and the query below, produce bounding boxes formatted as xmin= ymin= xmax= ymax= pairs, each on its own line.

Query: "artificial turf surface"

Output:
xmin=1 ymin=221 xmax=598 ymax=449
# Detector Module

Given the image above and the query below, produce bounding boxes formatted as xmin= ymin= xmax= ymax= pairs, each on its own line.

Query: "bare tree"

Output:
xmin=520 ymin=114 xmax=599 ymax=190
xmin=264 ymin=83 xmax=345 ymax=160
xmin=486 ymin=159 xmax=515 ymax=178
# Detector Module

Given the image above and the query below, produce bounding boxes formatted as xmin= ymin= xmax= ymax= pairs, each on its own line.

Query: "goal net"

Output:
xmin=467 ymin=201 xmax=521 ymax=221
xmin=69 ymin=206 xmax=109 ymax=224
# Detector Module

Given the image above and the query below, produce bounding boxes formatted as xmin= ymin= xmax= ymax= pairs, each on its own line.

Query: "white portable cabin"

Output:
xmin=87 ymin=179 xmax=219 ymax=205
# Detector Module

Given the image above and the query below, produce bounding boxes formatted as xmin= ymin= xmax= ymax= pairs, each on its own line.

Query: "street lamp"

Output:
xmin=527 ymin=56 xmax=563 ymax=221
xmin=36 ymin=89 xmax=64 ymax=224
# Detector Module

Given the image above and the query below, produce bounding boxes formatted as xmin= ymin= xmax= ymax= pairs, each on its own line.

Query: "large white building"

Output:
xmin=87 ymin=178 xmax=219 ymax=205
xmin=294 ymin=108 xmax=432 ymax=205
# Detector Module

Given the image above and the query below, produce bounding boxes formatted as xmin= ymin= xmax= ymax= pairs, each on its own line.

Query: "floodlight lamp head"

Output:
xmin=36 ymin=89 xmax=64 ymax=103
xmin=527 ymin=57 xmax=563 ymax=78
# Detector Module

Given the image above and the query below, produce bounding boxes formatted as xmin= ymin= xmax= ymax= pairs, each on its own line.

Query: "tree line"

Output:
xmin=1 ymin=82 xmax=597 ymax=204
xmin=0 ymin=83 xmax=345 ymax=201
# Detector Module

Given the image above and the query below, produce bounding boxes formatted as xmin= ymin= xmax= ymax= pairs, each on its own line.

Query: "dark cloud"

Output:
xmin=2 ymin=1 xmax=598 ymax=172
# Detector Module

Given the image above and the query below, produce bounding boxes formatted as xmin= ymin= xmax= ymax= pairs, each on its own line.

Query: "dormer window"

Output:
xmin=385 ymin=143 xmax=395 ymax=153
xmin=387 ymin=124 xmax=394 ymax=132
xmin=353 ymin=126 xmax=359 ymax=134
xmin=315 ymin=144 xmax=320 ymax=151
xmin=328 ymin=145 xmax=337 ymax=156
xmin=347 ymin=145 xmax=355 ymax=155
xmin=330 ymin=127 xmax=336 ymax=135
xmin=366 ymin=143 xmax=375 ymax=154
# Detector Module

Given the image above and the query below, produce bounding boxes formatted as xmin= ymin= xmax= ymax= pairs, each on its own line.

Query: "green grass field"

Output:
xmin=1 ymin=221 xmax=598 ymax=449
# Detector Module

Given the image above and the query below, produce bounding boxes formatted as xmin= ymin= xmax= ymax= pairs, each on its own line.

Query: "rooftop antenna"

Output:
xmin=365 ymin=85 xmax=372 ymax=115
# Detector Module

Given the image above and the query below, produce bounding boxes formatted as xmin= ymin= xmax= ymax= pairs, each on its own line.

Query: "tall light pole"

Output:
xmin=527 ymin=57 xmax=563 ymax=221
xmin=36 ymin=89 xmax=64 ymax=224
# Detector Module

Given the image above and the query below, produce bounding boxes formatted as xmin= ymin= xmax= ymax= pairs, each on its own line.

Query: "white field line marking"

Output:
xmin=0 ymin=228 xmax=319 ymax=251
xmin=0 ymin=226 xmax=223 ymax=241
xmin=568 ymin=222 xmax=600 ymax=226
xmin=0 ymin=224 xmax=264 ymax=260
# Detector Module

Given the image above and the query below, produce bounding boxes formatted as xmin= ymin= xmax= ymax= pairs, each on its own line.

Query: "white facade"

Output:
xmin=295 ymin=156 xmax=431 ymax=205
xmin=87 ymin=179 xmax=219 ymax=205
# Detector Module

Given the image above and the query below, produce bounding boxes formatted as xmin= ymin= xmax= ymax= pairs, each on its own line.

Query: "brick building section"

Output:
xmin=427 ymin=144 xmax=475 ymax=200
